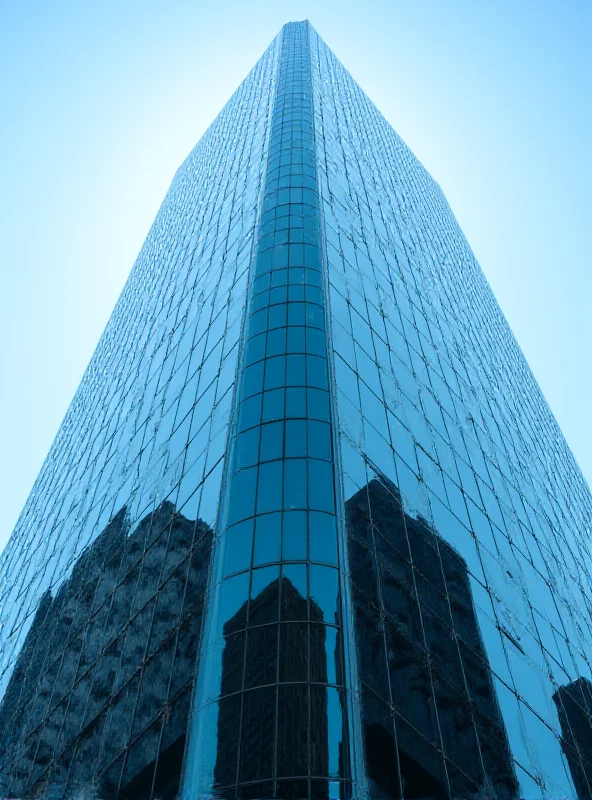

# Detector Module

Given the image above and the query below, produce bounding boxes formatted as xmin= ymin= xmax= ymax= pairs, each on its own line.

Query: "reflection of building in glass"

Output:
xmin=346 ymin=477 xmax=519 ymax=799
xmin=2 ymin=17 xmax=592 ymax=800
xmin=0 ymin=502 xmax=212 ymax=799
xmin=214 ymin=576 xmax=334 ymax=795
xmin=553 ymin=678 xmax=592 ymax=799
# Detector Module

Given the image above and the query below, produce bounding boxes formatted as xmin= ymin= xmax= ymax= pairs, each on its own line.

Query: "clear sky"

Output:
xmin=0 ymin=0 xmax=590 ymax=556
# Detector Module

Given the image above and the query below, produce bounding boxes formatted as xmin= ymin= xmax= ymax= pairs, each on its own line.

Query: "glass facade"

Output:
xmin=1 ymin=19 xmax=591 ymax=800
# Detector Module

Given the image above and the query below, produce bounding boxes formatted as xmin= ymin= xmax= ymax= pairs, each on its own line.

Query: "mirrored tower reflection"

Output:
xmin=345 ymin=475 xmax=518 ymax=799
xmin=0 ymin=502 xmax=213 ymax=798
xmin=1 ymin=18 xmax=592 ymax=800
xmin=553 ymin=679 xmax=592 ymax=799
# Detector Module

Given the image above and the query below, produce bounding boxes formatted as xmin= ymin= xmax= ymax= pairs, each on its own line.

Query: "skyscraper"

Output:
xmin=1 ymin=17 xmax=591 ymax=800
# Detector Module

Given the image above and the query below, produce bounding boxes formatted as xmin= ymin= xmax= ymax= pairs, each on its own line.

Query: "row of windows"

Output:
xmin=222 ymin=510 xmax=339 ymax=576
xmin=215 ymin=561 xmax=342 ymax=632
xmin=227 ymin=457 xmax=336 ymax=523
xmin=198 ymin=685 xmax=348 ymax=788
xmin=238 ymin=387 xmax=331 ymax=431
xmin=235 ymin=419 xmax=333 ymax=465
xmin=216 ymin=624 xmax=346 ymax=693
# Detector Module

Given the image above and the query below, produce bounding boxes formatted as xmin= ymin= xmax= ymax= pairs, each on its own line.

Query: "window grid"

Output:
xmin=183 ymin=24 xmax=355 ymax=799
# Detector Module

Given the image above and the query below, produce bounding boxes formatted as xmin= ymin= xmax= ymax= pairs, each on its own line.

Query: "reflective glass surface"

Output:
xmin=183 ymin=23 xmax=360 ymax=800
xmin=0 ymin=34 xmax=278 ymax=799
xmin=1 ymin=18 xmax=592 ymax=800
xmin=310 ymin=24 xmax=592 ymax=800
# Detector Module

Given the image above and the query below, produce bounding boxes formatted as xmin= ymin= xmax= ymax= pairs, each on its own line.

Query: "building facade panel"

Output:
xmin=0 ymin=32 xmax=279 ymax=799
xmin=310 ymin=24 xmax=592 ymax=800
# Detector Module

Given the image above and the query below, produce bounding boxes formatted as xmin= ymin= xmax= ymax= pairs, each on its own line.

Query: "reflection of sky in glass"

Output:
xmin=308 ymin=17 xmax=592 ymax=793
xmin=1 ymin=1 xmax=590 ymax=559
xmin=0 ymin=7 xmax=589 ymax=799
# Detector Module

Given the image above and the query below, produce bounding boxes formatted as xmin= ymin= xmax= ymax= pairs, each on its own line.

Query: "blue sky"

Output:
xmin=0 ymin=0 xmax=590 ymax=555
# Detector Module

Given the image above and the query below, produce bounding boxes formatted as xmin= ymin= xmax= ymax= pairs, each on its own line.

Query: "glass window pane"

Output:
xmin=264 ymin=355 xmax=286 ymax=390
xmin=285 ymin=420 xmax=307 ymax=458
xmin=253 ymin=512 xmax=282 ymax=566
xmin=277 ymin=685 xmax=309 ymax=777
xmin=262 ymin=387 xmax=285 ymax=422
xmin=308 ymin=420 xmax=331 ymax=461
xmin=236 ymin=426 xmax=260 ymax=469
xmin=284 ymin=459 xmax=307 ymax=509
xmin=279 ymin=622 xmax=308 ymax=682
xmin=257 ymin=460 xmax=283 ymax=514
xmin=227 ymin=466 xmax=257 ymax=524
xmin=282 ymin=510 xmax=307 ymax=561
xmin=266 ymin=326 xmax=287 ymax=357
xmin=307 ymin=388 xmax=330 ymax=421
xmin=281 ymin=564 xmax=308 ymax=620
xmin=286 ymin=387 xmax=307 ymax=418
xmin=286 ymin=354 xmax=306 ymax=386
xmin=223 ymin=519 xmax=254 ymax=576
xmin=219 ymin=572 xmax=250 ymax=634
xmin=309 ymin=511 xmax=338 ymax=565
xmin=310 ymin=565 xmax=339 ymax=624
xmin=239 ymin=393 xmax=262 ymax=431
xmin=260 ymin=421 xmax=284 ymax=462
xmin=308 ymin=459 xmax=335 ymax=513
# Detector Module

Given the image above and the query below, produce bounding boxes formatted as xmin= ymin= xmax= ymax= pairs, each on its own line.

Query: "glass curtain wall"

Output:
xmin=310 ymin=23 xmax=592 ymax=800
xmin=183 ymin=22 xmax=361 ymax=800
xmin=1 ymin=19 xmax=592 ymax=800
xmin=0 ymin=28 xmax=278 ymax=800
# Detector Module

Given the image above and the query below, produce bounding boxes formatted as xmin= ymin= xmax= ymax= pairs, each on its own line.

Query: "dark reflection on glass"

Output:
xmin=346 ymin=476 xmax=519 ymax=800
xmin=553 ymin=677 xmax=592 ymax=799
xmin=213 ymin=574 xmax=348 ymax=797
xmin=0 ymin=502 xmax=213 ymax=799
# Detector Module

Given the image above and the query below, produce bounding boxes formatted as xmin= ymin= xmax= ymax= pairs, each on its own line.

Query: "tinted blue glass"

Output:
xmin=227 ymin=465 xmax=257 ymax=524
xmin=257 ymin=461 xmax=283 ymax=514
xmin=309 ymin=510 xmax=338 ymax=565
xmin=262 ymin=387 xmax=284 ymax=422
xmin=310 ymin=20 xmax=592 ymax=800
xmin=282 ymin=564 xmax=308 ymax=617
xmin=253 ymin=512 xmax=282 ymax=566
xmin=223 ymin=519 xmax=254 ymax=576
xmin=286 ymin=386 xmax=307 ymax=418
xmin=239 ymin=392 xmax=263 ymax=431
xmin=285 ymin=419 xmax=308 ymax=457
xmin=284 ymin=458 xmax=307 ymax=509
xmin=2 ymin=19 xmax=589 ymax=800
xmin=264 ymin=355 xmax=286 ymax=390
xmin=287 ymin=325 xmax=306 ymax=353
xmin=219 ymin=572 xmax=251 ymax=634
xmin=308 ymin=459 xmax=335 ymax=513
xmin=310 ymin=564 xmax=340 ymax=624
xmin=236 ymin=425 xmax=260 ymax=468
xmin=243 ymin=360 xmax=265 ymax=396
xmin=308 ymin=419 xmax=332 ymax=460
xmin=307 ymin=387 xmax=330 ymax=421
xmin=282 ymin=509 xmax=308 ymax=561
xmin=184 ymin=24 xmax=357 ymax=798
xmin=259 ymin=420 xmax=284 ymax=461
xmin=251 ymin=564 xmax=280 ymax=601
